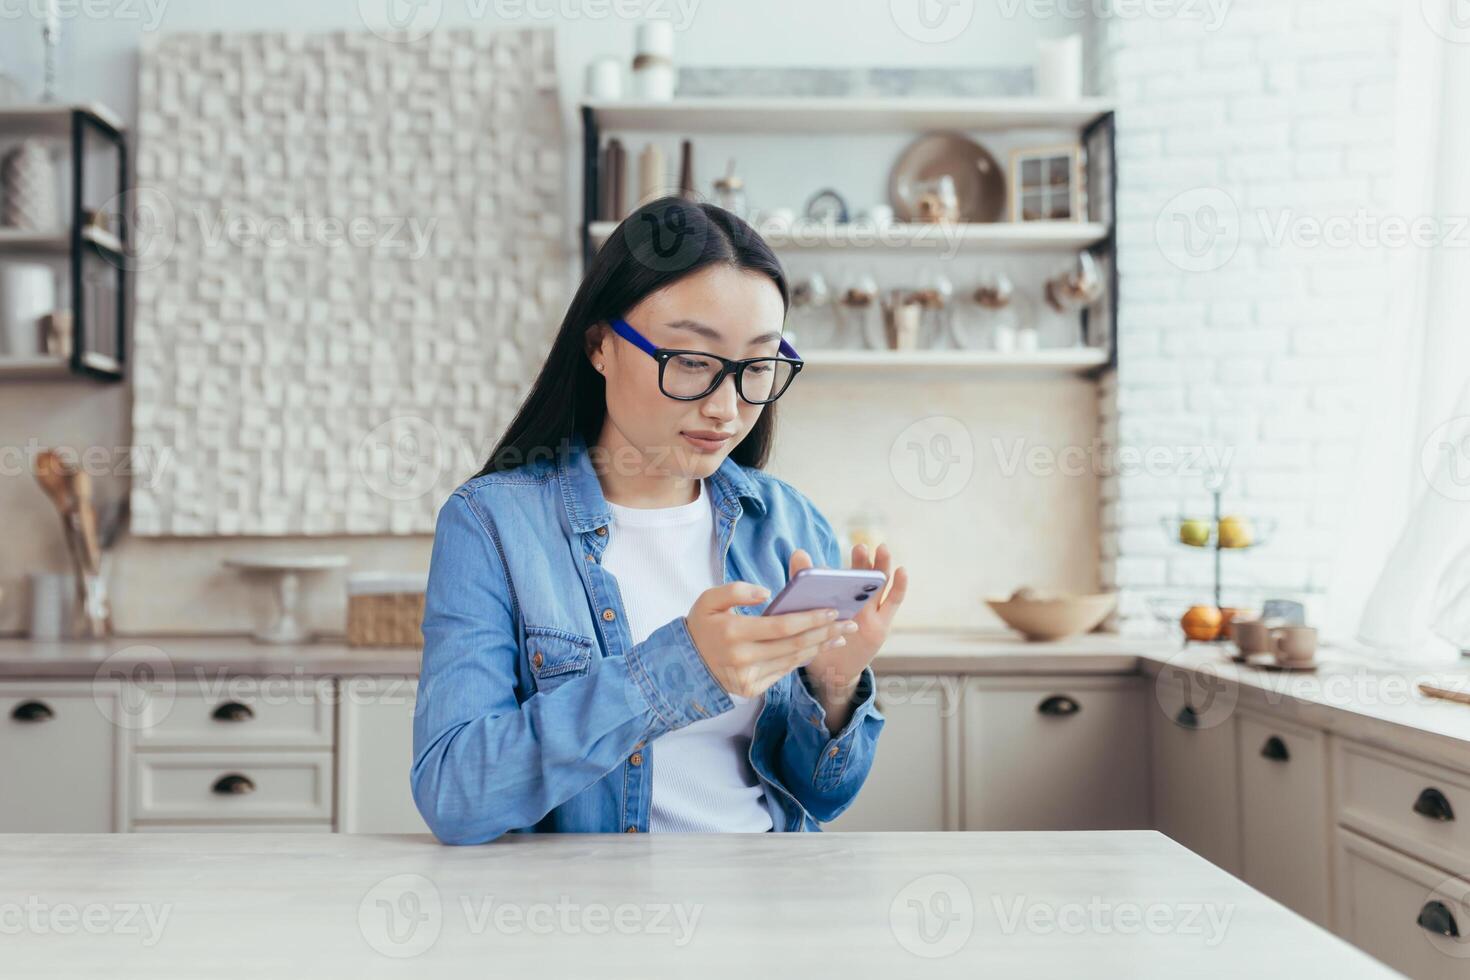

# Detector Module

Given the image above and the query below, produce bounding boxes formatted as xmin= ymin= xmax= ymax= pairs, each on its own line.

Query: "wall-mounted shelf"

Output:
xmin=586 ymin=220 xmax=1108 ymax=252
xmin=0 ymin=104 xmax=128 ymax=383
xmin=795 ymin=347 xmax=1109 ymax=374
xmin=582 ymin=97 xmax=1113 ymax=133
xmin=579 ymin=97 xmax=1117 ymax=375
xmin=0 ymin=354 xmax=72 ymax=380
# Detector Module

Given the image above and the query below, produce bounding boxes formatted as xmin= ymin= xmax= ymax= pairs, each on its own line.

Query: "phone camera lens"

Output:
xmin=861 ymin=584 xmax=879 ymax=592
xmin=854 ymin=593 xmax=870 ymax=602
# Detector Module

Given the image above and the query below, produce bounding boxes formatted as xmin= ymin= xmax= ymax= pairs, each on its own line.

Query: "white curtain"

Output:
xmin=1347 ymin=22 xmax=1470 ymax=664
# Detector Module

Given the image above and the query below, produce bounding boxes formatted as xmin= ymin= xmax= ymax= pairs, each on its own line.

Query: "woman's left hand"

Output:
xmin=790 ymin=542 xmax=908 ymax=697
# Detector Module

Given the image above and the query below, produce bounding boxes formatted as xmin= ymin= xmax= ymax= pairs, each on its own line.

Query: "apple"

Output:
xmin=1178 ymin=518 xmax=1212 ymax=548
xmin=1217 ymin=515 xmax=1255 ymax=549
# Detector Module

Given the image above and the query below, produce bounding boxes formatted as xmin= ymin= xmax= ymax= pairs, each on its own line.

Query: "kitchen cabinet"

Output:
xmin=337 ymin=677 xmax=429 ymax=833
xmin=0 ymin=681 xmax=122 ymax=832
xmin=1236 ymin=710 xmax=1332 ymax=926
xmin=1335 ymin=829 xmax=1467 ymax=980
xmin=824 ymin=674 xmax=958 ymax=831
xmin=962 ymin=676 xmax=1149 ymax=831
xmin=1150 ymin=672 xmax=1241 ymax=873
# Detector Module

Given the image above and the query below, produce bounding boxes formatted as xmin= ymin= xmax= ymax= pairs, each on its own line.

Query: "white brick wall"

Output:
xmin=1095 ymin=0 xmax=1401 ymax=630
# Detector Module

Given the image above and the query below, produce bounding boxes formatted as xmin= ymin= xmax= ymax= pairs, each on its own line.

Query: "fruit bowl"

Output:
xmin=1163 ymin=516 xmax=1276 ymax=550
xmin=986 ymin=589 xmax=1118 ymax=642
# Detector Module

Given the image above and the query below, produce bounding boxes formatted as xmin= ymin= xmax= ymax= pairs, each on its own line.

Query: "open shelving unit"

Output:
xmin=0 ymin=103 xmax=129 ymax=382
xmin=578 ymin=96 xmax=1117 ymax=377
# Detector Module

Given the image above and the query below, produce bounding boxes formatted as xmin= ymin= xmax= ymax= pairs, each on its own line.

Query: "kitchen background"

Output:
xmin=0 ymin=0 xmax=1466 ymax=663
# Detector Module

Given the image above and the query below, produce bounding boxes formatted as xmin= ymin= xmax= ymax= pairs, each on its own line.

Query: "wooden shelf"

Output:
xmin=583 ymin=97 xmax=1113 ymax=134
xmin=796 ymin=347 xmax=1109 ymax=373
xmin=0 ymin=103 xmax=125 ymax=137
xmin=0 ymin=355 xmax=72 ymax=380
xmin=589 ymin=220 xmax=1107 ymax=252
xmin=0 ymin=225 xmax=123 ymax=258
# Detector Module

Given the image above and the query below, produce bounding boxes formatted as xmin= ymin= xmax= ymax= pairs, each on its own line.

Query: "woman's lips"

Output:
xmin=681 ymin=431 xmax=731 ymax=452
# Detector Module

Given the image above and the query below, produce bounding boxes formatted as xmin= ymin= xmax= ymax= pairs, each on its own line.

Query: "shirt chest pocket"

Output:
xmin=524 ymin=625 xmax=595 ymax=692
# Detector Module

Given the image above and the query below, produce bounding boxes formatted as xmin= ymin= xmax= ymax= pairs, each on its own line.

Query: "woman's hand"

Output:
xmin=684 ymin=583 xmax=859 ymax=699
xmin=795 ymin=543 xmax=908 ymax=702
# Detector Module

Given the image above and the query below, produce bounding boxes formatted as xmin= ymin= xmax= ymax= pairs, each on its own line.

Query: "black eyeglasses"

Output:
xmin=609 ymin=317 xmax=804 ymax=405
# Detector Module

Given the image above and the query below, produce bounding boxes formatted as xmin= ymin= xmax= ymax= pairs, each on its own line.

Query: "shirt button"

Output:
xmin=530 ymin=651 xmax=544 ymax=669
xmin=629 ymin=752 xmax=643 ymax=766
xmin=828 ymin=746 xmax=839 ymax=757
xmin=625 ymin=825 xmax=638 ymax=833
xmin=584 ymin=552 xmax=594 ymax=561
xmin=602 ymin=608 xmax=616 ymax=621
xmin=595 ymin=527 xmax=608 ymax=536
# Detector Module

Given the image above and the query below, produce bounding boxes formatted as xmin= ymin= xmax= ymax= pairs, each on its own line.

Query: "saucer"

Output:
xmin=1243 ymin=652 xmax=1318 ymax=672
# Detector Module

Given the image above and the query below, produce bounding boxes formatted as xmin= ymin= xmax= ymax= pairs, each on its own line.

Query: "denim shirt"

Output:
xmin=411 ymin=432 xmax=885 ymax=844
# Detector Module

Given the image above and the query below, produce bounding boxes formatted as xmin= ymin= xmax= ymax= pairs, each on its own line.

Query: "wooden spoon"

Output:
xmin=71 ymin=467 xmax=101 ymax=575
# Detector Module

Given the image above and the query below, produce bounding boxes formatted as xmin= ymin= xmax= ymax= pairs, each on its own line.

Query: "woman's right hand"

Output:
xmin=683 ymin=582 xmax=860 ymax=698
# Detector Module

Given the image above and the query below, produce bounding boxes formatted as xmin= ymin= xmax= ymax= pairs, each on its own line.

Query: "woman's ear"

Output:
xmin=584 ymin=322 xmax=607 ymax=372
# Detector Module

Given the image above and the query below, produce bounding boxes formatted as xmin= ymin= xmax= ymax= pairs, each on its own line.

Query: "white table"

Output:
xmin=1 ymin=830 xmax=1400 ymax=978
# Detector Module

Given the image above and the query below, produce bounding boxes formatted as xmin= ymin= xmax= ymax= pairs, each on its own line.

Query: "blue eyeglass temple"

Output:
xmin=609 ymin=318 xmax=800 ymax=361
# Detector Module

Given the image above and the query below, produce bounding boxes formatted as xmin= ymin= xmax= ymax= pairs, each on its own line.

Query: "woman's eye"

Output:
xmin=745 ymin=363 xmax=772 ymax=375
xmin=676 ymin=357 xmax=710 ymax=370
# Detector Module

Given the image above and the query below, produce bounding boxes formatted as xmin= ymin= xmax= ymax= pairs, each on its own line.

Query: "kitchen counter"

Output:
xmin=0 ymin=831 xmax=1397 ymax=978
xmin=2 ymin=629 xmax=1466 ymax=763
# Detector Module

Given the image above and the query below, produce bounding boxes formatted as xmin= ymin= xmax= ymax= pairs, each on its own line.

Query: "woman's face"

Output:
xmin=589 ymin=264 xmax=787 ymax=478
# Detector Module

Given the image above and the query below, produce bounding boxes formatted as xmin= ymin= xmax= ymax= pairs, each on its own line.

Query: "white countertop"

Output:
xmin=0 ymin=831 xmax=1397 ymax=978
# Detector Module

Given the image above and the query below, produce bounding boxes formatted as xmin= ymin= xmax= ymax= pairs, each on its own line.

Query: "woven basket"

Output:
xmin=346 ymin=573 xmax=427 ymax=647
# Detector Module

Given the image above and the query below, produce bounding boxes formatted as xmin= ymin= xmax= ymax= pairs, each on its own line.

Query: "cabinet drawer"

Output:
xmin=962 ymin=677 xmax=1149 ymax=831
xmin=132 ymin=751 xmax=334 ymax=822
xmin=0 ymin=682 xmax=120 ymax=832
xmin=1336 ymin=829 xmax=1470 ymax=979
xmin=1335 ymin=739 xmax=1470 ymax=872
xmin=1237 ymin=711 xmax=1331 ymax=926
xmin=133 ymin=680 xmax=334 ymax=748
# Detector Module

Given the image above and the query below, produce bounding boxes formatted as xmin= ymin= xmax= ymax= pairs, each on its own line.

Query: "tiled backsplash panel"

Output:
xmin=129 ymin=28 xmax=565 ymax=536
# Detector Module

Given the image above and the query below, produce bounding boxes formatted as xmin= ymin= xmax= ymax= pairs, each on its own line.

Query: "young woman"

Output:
xmin=411 ymin=197 xmax=909 ymax=844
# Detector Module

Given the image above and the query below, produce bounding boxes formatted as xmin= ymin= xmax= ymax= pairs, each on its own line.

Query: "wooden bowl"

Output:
xmin=986 ymin=592 xmax=1118 ymax=642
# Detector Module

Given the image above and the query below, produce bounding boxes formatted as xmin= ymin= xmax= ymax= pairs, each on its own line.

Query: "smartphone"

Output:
xmin=762 ymin=567 xmax=887 ymax=621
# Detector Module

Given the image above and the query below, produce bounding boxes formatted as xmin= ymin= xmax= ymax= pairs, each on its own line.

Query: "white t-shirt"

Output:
xmin=603 ymin=477 xmax=774 ymax=833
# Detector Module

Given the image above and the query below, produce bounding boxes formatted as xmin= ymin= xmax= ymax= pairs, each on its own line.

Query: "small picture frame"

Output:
xmin=1009 ymin=144 xmax=1085 ymax=222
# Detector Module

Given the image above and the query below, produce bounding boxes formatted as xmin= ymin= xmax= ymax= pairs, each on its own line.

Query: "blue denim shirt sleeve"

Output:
xmin=410 ymin=492 xmax=733 ymax=845
xmin=773 ymin=499 xmax=885 ymax=823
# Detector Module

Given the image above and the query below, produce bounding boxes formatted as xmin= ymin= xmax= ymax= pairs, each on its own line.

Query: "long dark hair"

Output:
xmin=475 ymin=196 xmax=791 ymax=477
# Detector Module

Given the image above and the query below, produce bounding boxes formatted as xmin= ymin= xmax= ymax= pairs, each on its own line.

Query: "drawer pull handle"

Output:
xmin=1417 ymin=900 xmax=1460 ymax=938
xmin=211 ymin=701 xmax=255 ymax=723
xmin=1413 ymin=787 xmax=1455 ymax=822
xmin=11 ymin=700 xmax=54 ymax=723
xmin=1260 ymin=736 xmax=1289 ymax=762
xmin=1175 ymin=705 xmax=1199 ymax=729
xmin=1037 ymin=695 xmax=1080 ymax=717
xmin=211 ymin=774 xmax=256 ymax=796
